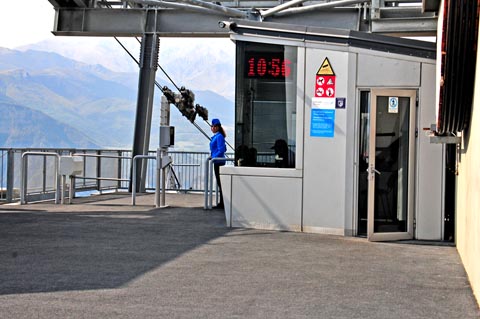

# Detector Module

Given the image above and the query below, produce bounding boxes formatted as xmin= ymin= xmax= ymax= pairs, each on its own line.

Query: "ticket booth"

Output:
xmin=220 ymin=21 xmax=443 ymax=241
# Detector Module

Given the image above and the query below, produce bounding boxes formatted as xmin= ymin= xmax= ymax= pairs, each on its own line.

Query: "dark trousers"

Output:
xmin=214 ymin=164 xmax=224 ymax=205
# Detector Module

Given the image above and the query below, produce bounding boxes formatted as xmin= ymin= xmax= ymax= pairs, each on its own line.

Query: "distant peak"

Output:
xmin=0 ymin=69 xmax=30 ymax=78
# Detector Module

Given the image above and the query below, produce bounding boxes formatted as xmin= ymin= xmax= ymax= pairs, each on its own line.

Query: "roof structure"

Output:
xmin=48 ymin=0 xmax=439 ymax=37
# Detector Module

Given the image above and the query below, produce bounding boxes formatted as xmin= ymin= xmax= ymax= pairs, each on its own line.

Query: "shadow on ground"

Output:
xmin=0 ymin=203 xmax=227 ymax=295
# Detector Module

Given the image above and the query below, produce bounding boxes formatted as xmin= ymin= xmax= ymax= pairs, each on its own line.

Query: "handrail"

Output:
xmin=204 ymin=157 xmax=235 ymax=210
xmin=72 ymin=153 xmax=131 ymax=160
xmin=131 ymin=155 xmax=156 ymax=206
xmin=75 ymin=176 xmax=130 ymax=182
xmin=21 ymin=152 xmax=61 ymax=205
xmin=2 ymin=148 xmax=221 ymax=203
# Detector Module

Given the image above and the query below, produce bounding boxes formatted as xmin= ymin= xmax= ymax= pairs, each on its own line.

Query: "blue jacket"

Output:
xmin=210 ymin=132 xmax=227 ymax=165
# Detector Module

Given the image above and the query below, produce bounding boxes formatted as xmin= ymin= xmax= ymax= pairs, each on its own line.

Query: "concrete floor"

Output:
xmin=0 ymin=193 xmax=479 ymax=318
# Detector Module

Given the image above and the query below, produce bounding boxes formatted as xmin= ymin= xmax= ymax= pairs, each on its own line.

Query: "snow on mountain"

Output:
xmin=20 ymin=37 xmax=236 ymax=100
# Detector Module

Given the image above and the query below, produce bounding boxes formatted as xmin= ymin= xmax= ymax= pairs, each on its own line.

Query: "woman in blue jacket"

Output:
xmin=210 ymin=118 xmax=227 ymax=209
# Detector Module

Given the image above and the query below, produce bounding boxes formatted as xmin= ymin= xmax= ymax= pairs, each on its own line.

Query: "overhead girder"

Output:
xmin=53 ymin=8 xmax=234 ymax=36
xmin=52 ymin=5 xmax=437 ymax=37
xmin=48 ymin=0 xmax=89 ymax=7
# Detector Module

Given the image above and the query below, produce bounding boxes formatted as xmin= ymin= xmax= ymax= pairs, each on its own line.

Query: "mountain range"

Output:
xmin=0 ymin=38 xmax=235 ymax=151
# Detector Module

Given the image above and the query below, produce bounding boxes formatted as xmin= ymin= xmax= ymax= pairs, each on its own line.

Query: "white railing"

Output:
xmin=1 ymin=148 xmax=235 ymax=204
xmin=204 ymin=157 xmax=235 ymax=210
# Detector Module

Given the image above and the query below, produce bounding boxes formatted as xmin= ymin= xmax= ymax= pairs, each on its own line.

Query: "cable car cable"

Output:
xmin=114 ymin=36 xmax=235 ymax=151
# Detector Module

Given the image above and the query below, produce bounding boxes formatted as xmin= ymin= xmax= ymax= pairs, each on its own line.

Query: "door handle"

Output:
xmin=365 ymin=168 xmax=381 ymax=174
xmin=367 ymin=166 xmax=381 ymax=179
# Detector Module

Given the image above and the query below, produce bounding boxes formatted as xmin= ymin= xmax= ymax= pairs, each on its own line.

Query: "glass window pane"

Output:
xmin=235 ymin=41 xmax=297 ymax=168
xmin=373 ymin=96 xmax=410 ymax=233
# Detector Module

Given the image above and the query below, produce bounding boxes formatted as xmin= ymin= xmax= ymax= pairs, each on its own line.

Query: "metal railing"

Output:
xmin=21 ymin=152 xmax=61 ymax=205
xmin=0 ymin=148 xmax=234 ymax=204
xmin=204 ymin=157 xmax=236 ymax=210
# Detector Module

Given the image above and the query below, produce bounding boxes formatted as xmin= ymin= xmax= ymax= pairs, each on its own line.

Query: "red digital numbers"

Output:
xmin=257 ymin=58 xmax=267 ymax=76
xmin=246 ymin=54 xmax=292 ymax=79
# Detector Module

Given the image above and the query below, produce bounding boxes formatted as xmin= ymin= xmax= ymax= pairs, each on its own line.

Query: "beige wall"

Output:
xmin=456 ymin=25 xmax=480 ymax=306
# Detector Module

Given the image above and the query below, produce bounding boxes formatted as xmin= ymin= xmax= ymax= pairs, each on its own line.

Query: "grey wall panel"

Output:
xmin=230 ymin=175 xmax=303 ymax=231
xmin=302 ymin=48 xmax=350 ymax=234
xmin=357 ymin=54 xmax=421 ymax=87
xmin=343 ymin=53 xmax=358 ymax=236
xmin=415 ymin=62 xmax=444 ymax=240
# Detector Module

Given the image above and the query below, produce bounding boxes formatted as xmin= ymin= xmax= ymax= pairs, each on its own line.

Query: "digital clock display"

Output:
xmin=245 ymin=52 xmax=292 ymax=79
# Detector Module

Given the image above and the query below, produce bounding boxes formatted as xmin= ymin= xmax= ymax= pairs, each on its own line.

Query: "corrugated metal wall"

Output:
xmin=437 ymin=0 xmax=479 ymax=134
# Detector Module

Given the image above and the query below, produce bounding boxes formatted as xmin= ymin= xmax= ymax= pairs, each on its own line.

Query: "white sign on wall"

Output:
xmin=388 ymin=96 xmax=399 ymax=113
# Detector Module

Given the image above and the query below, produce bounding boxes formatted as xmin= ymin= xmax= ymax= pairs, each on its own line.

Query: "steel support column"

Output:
xmin=130 ymin=33 xmax=160 ymax=193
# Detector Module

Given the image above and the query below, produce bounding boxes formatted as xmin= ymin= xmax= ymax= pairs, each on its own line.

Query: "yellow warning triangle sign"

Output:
xmin=317 ymin=57 xmax=335 ymax=76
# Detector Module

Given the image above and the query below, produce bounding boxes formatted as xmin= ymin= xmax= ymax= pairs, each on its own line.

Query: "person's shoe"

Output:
xmin=214 ymin=203 xmax=224 ymax=209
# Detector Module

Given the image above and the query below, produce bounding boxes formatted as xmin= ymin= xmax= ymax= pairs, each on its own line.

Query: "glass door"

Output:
xmin=367 ymin=89 xmax=416 ymax=241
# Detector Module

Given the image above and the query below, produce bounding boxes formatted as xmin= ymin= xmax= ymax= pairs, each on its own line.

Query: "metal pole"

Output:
xmin=158 ymin=96 xmax=170 ymax=208
xmin=273 ymin=0 xmax=367 ymax=17
xmin=130 ymin=33 xmax=160 ymax=193
xmin=69 ymin=176 xmax=75 ymax=204
xmin=204 ymin=157 xmax=210 ymax=209
xmin=261 ymin=0 xmax=308 ymax=18
xmin=175 ymin=0 xmax=247 ymax=18
xmin=96 ymin=150 xmax=101 ymax=192
xmin=155 ymin=148 xmax=161 ymax=207
xmin=54 ymin=155 xmax=61 ymax=205
xmin=161 ymin=152 xmax=166 ymax=207
xmin=61 ymin=175 xmax=66 ymax=205
xmin=132 ymin=156 xmax=138 ymax=205
xmin=6 ymin=150 xmax=14 ymax=203
xmin=21 ymin=154 xmax=28 ymax=205
xmin=209 ymin=159 xmax=214 ymax=209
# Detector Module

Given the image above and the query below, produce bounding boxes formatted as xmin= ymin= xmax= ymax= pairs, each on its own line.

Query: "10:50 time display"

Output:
xmin=246 ymin=53 xmax=292 ymax=79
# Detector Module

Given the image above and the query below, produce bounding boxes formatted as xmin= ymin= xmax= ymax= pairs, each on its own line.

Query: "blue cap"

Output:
xmin=211 ymin=118 xmax=221 ymax=126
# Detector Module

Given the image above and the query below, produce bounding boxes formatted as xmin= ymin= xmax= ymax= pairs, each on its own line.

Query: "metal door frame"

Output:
xmin=367 ymin=89 xmax=416 ymax=241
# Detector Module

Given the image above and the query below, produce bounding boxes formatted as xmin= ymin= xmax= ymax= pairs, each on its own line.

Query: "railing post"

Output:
xmin=61 ymin=175 xmax=66 ymax=205
xmin=6 ymin=150 xmax=14 ymax=203
xmin=117 ymin=150 xmax=122 ymax=191
xmin=132 ymin=156 xmax=137 ymax=205
xmin=205 ymin=157 xmax=233 ymax=210
xmin=96 ymin=150 xmax=101 ymax=192
xmin=155 ymin=148 xmax=161 ymax=208
xmin=209 ymin=159 xmax=214 ymax=209
xmin=69 ymin=176 xmax=75 ymax=204
xmin=160 ymin=151 xmax=167 ymax=207
xmin=204 ymin=157 xmax=210 ymax=209
xmin=21 ymin=153 xmax=28 ymax=204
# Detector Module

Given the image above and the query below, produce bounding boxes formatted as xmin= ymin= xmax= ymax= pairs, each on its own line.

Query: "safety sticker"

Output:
xmin=388 ymin=97 xmax=399 ymax=113
xmin=317 ymin=58 xmax=335 ymax=76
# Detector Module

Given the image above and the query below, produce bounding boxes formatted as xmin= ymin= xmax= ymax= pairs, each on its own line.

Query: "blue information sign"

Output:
xmin=310 ymin=109 xmax=335 ymax=137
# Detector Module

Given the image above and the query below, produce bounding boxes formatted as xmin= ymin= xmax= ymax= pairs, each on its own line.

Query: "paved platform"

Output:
xmin=0 ymin=193 xmax=479 ymax=318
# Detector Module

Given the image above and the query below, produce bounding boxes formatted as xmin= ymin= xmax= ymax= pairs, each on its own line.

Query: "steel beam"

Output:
xmin=371 ymin=17 xmax=438 ymax=36
xmin=269 ymin=0 xmax=366 ymax=17
xmin=263 ymin=9 xmax=361 ymax=31
xmin=53 ymin=8 xmax=232 ymax=36
xmin=131 ymin=33 xmax=159 ymax=193
xmin=53 ymin=7 xmax=365 ymax=36
xmin=53 ymin=5 xmax=437 ymax=37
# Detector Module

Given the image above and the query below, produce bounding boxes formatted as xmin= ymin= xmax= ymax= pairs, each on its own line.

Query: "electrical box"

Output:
xmin=159 ymin=126 xmax=175 ymax=148
xmin=59 ymin=156 xmax=84 ymax=176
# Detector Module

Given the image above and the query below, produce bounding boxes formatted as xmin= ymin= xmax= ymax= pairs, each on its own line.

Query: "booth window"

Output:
xmin=235 ymin=41 xmax=297 ymax=168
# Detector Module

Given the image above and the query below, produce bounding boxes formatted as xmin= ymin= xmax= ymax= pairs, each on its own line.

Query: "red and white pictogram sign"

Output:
xmin=314 ymin=58 xmax=336 ymax=97
xmin=315 ymin=75 xmax=336 ymax=97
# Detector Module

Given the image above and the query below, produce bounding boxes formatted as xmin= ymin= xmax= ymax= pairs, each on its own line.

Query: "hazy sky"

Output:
xmin=0 ymin=1 xmax=55 ymax=48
